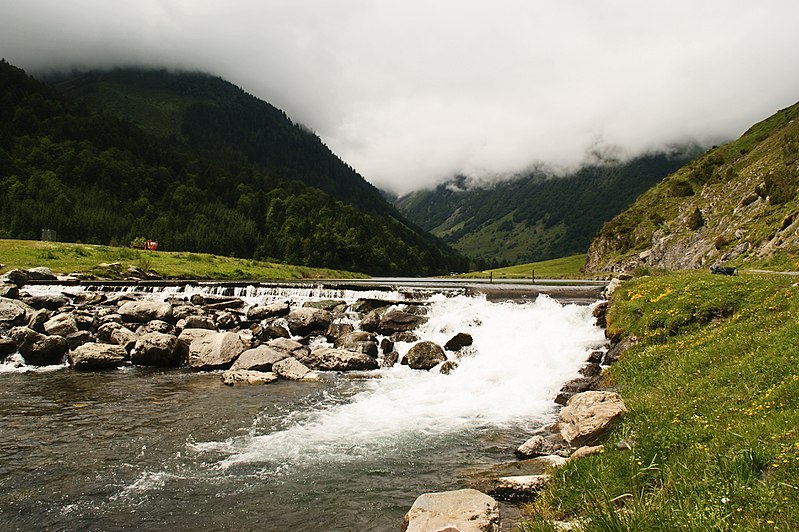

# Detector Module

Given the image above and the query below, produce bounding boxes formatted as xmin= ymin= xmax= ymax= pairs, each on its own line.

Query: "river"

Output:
xmin=0 ymin=282 xmax=605 ymax=530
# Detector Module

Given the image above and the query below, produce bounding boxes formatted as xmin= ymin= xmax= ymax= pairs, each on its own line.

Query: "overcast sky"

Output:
xmin=2 ymin=1 xmax=799 ymax=195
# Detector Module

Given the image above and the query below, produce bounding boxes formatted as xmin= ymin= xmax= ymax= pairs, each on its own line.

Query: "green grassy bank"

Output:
xmin=454 ymin=254 xmax=590 ymax=280
xmin=0 ymin=239 xmax=365 ymax=280
xmin=522 ymin=272 xmax=799 ymax=531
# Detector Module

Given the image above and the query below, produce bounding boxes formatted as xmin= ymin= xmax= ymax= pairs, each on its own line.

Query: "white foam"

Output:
xmin=0 ymin=353 xmax=68 ymax=374
xmin=193 ymin=294 xmax=604 ymax=467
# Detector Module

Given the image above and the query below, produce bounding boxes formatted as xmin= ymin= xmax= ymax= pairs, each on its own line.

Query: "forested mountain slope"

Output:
xmin=0 ymin=60 xmax=466 ymax=275
xmin=585 ymin=100 xmax=799 ymax=272
xmin=395 ymin=152 xmax=696 ymax=266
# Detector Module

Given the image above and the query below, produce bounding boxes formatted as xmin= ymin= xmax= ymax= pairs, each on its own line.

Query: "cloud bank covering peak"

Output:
xmin=2 ymin=1 xmax=799 ymax=194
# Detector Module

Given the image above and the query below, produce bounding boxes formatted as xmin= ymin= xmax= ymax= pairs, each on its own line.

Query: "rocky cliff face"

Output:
xmin=586 ymin=101 xmax=799 ymax=272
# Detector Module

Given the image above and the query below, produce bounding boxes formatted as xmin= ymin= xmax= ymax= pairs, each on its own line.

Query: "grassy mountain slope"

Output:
xmin=586 ymin=101 xmax=799 ymax=272
xmin=395 ymin=153 xmax=696 ymax=265
xmin=0 ymin=60 xmax=465 ymax=275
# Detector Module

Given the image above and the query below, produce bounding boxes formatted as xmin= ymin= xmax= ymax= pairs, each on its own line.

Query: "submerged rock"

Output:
xmin=402 ymin=488 xmax=501 ymax=532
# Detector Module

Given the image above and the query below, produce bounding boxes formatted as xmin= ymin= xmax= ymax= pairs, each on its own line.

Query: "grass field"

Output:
xmin=454 ymin=254 xmax=590 ymax=280
xmin=521 ymin=272 xmax=799 ymax=531
xmin=0 ymin=239 xmax=366 ymax=280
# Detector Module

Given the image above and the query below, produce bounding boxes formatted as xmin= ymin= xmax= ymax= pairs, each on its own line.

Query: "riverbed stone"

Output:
xmin=0 ymin=283 xmax=19 ymax=299
xmin=43 ymin=312 xmax=79 ymax=337
xmin=302 ymin=299 xmax=346 ymax=312
xmin=65 ymin=330 xmax=93 ymax=349
xmin=324 ymin=322 xmax=355 ymax=343
xmin=230 ymin=344 xmax=291 ymax=371
xmin=69 ymin=342 xmax=128 ymax=370
xmin=26 ymin=266 xmax=57 ymax=281
xmin=487 ymin=474 xmax=550 ymax=502
xmin=602 ymin=335 xmax=639 ymax=365
xmin=135 ymin=320 xmax=175 ymax=336
xmin=461 ymin=456 xmax=567 ymax=493
xmin=402 ymin=488 xmax=501 ymax=532
xmin=299 ymin=346 xmax=379 ymax=371
xmin=382 ymin=350 xmax=399 ymax=368
xmin=10 ymin=326 xmax=68 ymax=365
xmin=1 ymin=269 xmax=28 ymax=287
xmin=97 ymin=322 xmax=138 ymax=352
xmin=378 ymin=307 xmax=427 ymax=335
xmin=22 ymin=293 xmax=68 ymax=311
xmin=334 ymin=331 xmax=378 ymax=357
xmin=132 ymin=332 xmax=180 ymax=366
xmin=118 ymin=300 xmax=173 ymax=323
xmin=516 ymin=435 xmax=569 ymax=459
xmin=27 ymin=308 xmax=51 ymax=332
xmin=220 ymin=369 xmax=278 ymax=386
xmin=0 ymin=337 xmax=17 ymax=357
xmin=184 ymin=330 xmax=250 ymax=370
xmin=404 ymin=341 xmax=447 ymax=370
xmin=556 ymin=391 xmax=627 ymax=447
xmin=272 ymin=357 xmax=311 ymax=380
xmin=444 ymin=332 xmax=473 ymax=351
xmin=246 ymin=301 xmax=290 ymax=321
xmin=285 ymin=307 xmax=333 ymax=336
xmin=569 ymin=445 xmax=605 ymax=460
xmin=0 ymin=297 xmax=32 ymax=326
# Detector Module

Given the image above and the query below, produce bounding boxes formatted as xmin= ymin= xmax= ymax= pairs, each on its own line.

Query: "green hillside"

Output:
xmin=586 ymin=100 xmax=799 ymax=272
xmin=0 ymin=60 xmax=466 ymax=275
xmin=395 ymin=152 xmax=696 ymax=266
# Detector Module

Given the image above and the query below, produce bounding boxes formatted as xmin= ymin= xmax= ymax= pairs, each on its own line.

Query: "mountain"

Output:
xmin=585 ymin=100 xmax=799 ymax=272
xmin=394 ymin=152 xmax=697 ymax=266
xmin=0 ymin=60 xmax=466 ymax=275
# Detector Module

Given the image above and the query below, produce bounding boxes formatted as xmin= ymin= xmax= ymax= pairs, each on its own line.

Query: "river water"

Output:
xmin=0 ymin=285 xmax=604 ymax=531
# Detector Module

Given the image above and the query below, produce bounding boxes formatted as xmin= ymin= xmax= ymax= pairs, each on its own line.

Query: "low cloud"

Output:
xmin=3 ymin=1 xmax=799 ymax=194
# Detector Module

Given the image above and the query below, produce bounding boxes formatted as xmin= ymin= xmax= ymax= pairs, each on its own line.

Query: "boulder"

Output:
xmin=516 ymin=435 xmax=569 ymax=459
xmin=359 ymin=308 xmax=384 ymax=332
xmin=27 ymin=308 xmax=51 ymax=332
xmin=69 ymin=342 xmax=128 ymax=370
xmin=251 ymin=323 xmax=291 ymax=342
xmin=43 ymin=312 xmax=79 ymax=337
xmin=487 ymin=474 xmax=550 ymax=502
xmin=171 ymin=304 xmax=201 ymax=321
xmin=184 ymin=330 xmax=250 ymax=370
xmin=65 ymin=330 xmax=93 ymax=350
xmin=554 ymin=376 xmax=600 ymax=406
xmin=579 ymin=362 xmax=602 ymax=379
xmin=26 ymin=266 xmax=57 ymax=281
xmin=334 ymin=331 xmax=378 ymax=357
xmin=382 ymin=351 xmax=399 ymax=368
xmin=135 ymin=320 xmax=175 ymax=336
xmin=286 ymin=307 xmax=333 ymax=336
xmin=439 ymin=360 xmax=458 ymax=375
xmin=569 ymin=445 xmax=605 ymax=460
xmin=118 ymin=301 xmax=172 ymax=323
xmin=10 ymin=326 xmax=68 ymax=365
xmin=190 ymin=294 xmax=244 ymax=310
xmin=391 ymin=331 xmax=419 ymax=343
xmin=246 ymin=301 xmax=290 ymax=321
xmin=230 ymin=344 xmax=291 ymax=371
xmin=350 ymin=298 xmax=394 ymax=314
xmin=602 ymin=336 xmax=639 ymax=365
xmin=444 ymin=332 xmax=473 ymax=351
xmin=22 ymin=293 xmax=68 ymax=310
xmin=0 ymin=283 xmax=19 ymax=299
xmin=300 ymin=346 xmax=379 ymax=371
xmin=97 ymin=322 xmax=138 ymax=352
xmin=0 ymin=337 xmax=17 ymax=357
xmin=272 ymin=357 xmax=312 ymax=380
xmin=0 ymin=297 xmax=31 ymax=326
xmin=132 ymin=332 xmax=180 ymax=366
xmin=402 ymin=489 xmax=500 ymax=532
xmin=405 ymin=341 xmax=447 ymax=370
xmin=380 ymin=337 xmax=395 ymax=354
xmin=215 ymin=311 xmax=240 ymax=330
xmin=220 ymin=369 xmax=278 ymax=386
xmin=557 ymin=391 xmax=627 ymax=447
xmin=324 ymin=322 xmax=355 ymax=343
xmin=302 ymin=299 xmax=346 ymax=312
xmin=378 ymin=307 xmax=427 ymax=335
xmin=1 ymin=269 xmax=28 ymax=287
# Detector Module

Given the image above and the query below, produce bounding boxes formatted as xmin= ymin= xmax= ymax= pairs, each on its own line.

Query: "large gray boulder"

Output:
xmin=402 ymin=489 xmax=501 ymax=532
xmin=118 ymin=301 xmax=173 ymax=323
xmin=69 ymin=342 xmax=128 ymax=370
xmin=404 ymin=341 xmax=447 ymax=370
xmin=230 ymin=344 xmax=292 ymax=371
xmin=43 ymin=312 xmax=79 ymax=338
xmin=556 ymin=391 xmax=627 ymax=447
xmin=0 ymin=297 xmax=31 ymax=326
xmin=300 ymin=346 xmax=379 ymax=371
xmin=285 ymin=307 xmax=333 ymax=336
xmin=10 ymin=326 xmax=68 ymax=365
xmin=132 ymin=332 xmax=180 ymax=366
xmin=97 ymin=322 xmax=138 ymax=352
xmin=184 ymin=330 xmax=249 ymax=370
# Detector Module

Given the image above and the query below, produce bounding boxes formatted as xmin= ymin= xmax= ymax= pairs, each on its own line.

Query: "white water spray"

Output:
xmin=193 ymin=294 xmax=604 ymax=467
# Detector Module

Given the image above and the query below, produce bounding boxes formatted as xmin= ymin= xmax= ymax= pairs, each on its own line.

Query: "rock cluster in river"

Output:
xmin=0 ymin=268 xmax=474 ymax=386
